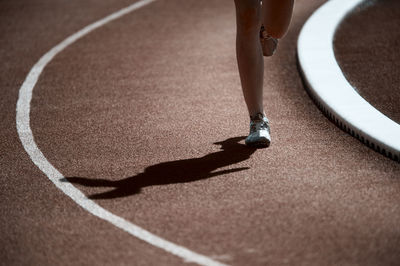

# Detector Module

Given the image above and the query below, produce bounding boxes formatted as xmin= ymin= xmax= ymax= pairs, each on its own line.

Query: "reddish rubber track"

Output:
xmin=1 ymin=0 xmax=400 ymax=265
xmin=334 ymin=0 xmax=400 ymax=125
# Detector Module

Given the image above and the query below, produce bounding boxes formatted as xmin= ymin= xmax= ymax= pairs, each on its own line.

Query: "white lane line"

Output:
xmin=15 ymin=0 xmax=227 ymax=265
xmin=297 ymin=0 xmax=400 ymax=161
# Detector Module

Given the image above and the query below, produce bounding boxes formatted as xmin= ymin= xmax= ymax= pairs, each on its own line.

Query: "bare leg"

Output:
xmin=234 ymin=0 xmax=294 ymax=147
xmin=262 ymin=0 xmax=294 ymax=38
xmin=234 ymin=0 xmax=264 ymax=117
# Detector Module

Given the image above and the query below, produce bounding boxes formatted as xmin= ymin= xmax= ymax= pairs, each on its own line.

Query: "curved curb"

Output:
xmin=15 ymin=0 xmax=227 ymax=265
xmin=297 ymin=0 xmax=400 ymax=162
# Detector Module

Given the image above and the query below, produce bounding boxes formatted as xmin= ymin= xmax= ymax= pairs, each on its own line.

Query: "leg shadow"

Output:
xmin=63 ymin=136 xmax=257 ymax=199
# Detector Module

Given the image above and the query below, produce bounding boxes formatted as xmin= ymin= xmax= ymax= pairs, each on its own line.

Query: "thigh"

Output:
xmin=262 ymin=0 xmax=294 ymax=38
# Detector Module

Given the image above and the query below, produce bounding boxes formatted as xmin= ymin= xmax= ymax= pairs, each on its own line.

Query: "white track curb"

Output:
xmin=297 ymin=0 xmax=400 ymax=162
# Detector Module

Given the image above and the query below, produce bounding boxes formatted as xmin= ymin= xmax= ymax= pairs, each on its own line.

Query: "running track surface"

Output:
xmin=334 ymin=0 xmax=400 ymax=125
xmin=1 ymin=0 xmax=399 ymax=265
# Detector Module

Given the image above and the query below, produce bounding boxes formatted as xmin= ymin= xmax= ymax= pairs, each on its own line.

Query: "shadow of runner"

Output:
xmin=62 ymin=136 xmax=257 ymax=199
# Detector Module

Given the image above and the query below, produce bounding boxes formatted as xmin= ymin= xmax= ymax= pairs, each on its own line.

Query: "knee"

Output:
xmin=236 ymin=7 xmax=261 ymax=36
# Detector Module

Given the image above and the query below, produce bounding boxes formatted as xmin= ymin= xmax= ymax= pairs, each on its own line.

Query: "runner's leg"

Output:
xmin=234 ymin=0 xmax=264 ymax=117
xmin=262 ymin=0 xmax=294 ymax=38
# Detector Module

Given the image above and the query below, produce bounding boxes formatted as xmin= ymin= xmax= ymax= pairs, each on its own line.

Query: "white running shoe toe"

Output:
xmin=245 ymin=112 xmax=271 ymax=148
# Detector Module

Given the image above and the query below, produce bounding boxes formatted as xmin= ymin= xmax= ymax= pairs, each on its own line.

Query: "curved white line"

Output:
xmin=15 ymin=1 xmax=227 ymax=265
xmin=297 ymin=0 xmax=400 ymax=161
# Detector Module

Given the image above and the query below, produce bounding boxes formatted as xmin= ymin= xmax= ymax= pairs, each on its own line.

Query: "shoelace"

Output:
xmin=250 ymin=120 xmax=269 ymax=132
xmin=250 ymin=114 xmax=270 ymax=133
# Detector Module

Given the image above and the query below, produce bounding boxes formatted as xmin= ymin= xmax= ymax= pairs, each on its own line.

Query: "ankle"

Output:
xmin=249 ymin=111 xmax=266 ymax=120
xmin=249 ymin=109 xmax=265 ymax=116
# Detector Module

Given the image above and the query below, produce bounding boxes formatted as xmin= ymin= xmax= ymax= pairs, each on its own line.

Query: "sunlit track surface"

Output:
xmin=2 ymin=0 xmax=400 ymax=265
xmin=297 ymin=0 xmax=400 ymax=162
xmin=15 ymin=0 xmax=226 ymax=265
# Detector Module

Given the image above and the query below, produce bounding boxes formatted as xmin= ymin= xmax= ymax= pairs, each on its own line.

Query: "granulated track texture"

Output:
xmin=1 ymin=0 xmax=399 ymax=265
xmin=334 ymin=0 xmax=400 ymax=124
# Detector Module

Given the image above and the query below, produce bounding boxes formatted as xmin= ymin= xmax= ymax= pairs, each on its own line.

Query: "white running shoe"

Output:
xmin=245 ymin=112 xmax=271 ymax=148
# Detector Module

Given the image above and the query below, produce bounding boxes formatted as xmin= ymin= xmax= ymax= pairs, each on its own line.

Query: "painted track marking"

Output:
xmin=297 ymin=0 xmax=400 ymax=161
xmin=15 ymin=0 xmax=227 ymax=265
